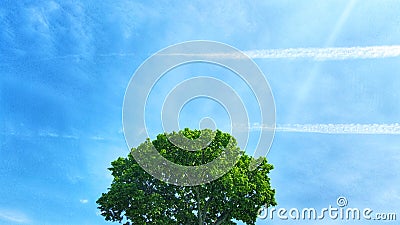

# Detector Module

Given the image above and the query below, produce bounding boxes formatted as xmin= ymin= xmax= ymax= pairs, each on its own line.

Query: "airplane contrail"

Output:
xmin=253 ymin=123 xmax=400 ymax=134
xmin=3 ymin=45 xmax=398 ymax=65
xmin=244 ymin=45 xmax=400 ymax=60
xmin=159 ymin=45 xmax=400 ymax=60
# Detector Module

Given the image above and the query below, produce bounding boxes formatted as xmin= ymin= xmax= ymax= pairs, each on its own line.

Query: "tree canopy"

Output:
xmin=97 ymin=128 xmax=276 ymax=224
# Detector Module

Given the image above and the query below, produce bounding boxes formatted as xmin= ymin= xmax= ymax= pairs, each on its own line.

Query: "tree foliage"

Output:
xmin=97 ymin=128 xmax=276 ymax=224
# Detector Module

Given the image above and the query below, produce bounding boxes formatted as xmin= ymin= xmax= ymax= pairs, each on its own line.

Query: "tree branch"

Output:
xmin=204 ymin=196 xmax=213 ymax=214
xmin=214 ymin=211 xmax=229 ymax=225
xmin=194 ymin=186 xmax=203 ymax=225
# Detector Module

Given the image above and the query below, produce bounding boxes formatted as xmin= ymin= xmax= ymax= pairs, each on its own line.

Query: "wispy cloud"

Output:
xmin=79 ymin=199 xmax=89 ymax=204
xmin=2 ymin=130 xmax=111 ymax=141
xmin=251 ymin=123 xmax=400 ymax=134
xmin=90 ymin=136 xmax=105 ymax=140
xmin=37 ymin=131 xmax=71 ymax=139
xmin=34 ymin=52 xmax=136 ymax=62
xmin=37 ymin=131 xmax=78 ymax=139
xmin=0 ymin=209 xmax=30 ymax=223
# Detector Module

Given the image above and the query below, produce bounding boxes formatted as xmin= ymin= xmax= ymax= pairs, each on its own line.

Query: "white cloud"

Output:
xmin=0 ymin=209 xmax=30 ymax=223
xmin=380 ymin=188 xmax=400 ymax=204
xmin=80 ymin=199 xmax=89 ymax=204
xmin=90 ymin=136 xmax=105 ymax=141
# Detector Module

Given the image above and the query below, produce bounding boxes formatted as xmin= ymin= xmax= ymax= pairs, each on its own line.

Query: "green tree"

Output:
xmin=97 ymin=128 xmax=276 ymax=224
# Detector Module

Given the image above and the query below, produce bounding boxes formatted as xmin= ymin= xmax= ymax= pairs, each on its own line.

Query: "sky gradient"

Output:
xmin=1 ymin=1 xmax=400 ymax=224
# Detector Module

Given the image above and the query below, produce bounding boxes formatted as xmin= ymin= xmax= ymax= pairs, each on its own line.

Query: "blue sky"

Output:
xmin=1 ymin=1 xmax=399 ymax=224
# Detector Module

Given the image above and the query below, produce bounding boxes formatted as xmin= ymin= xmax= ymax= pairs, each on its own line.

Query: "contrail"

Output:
xmin=244 ymin=45 xmax=400 ymax=60
xmin=3 ymin=45 xmax=399 ymax=65
xmin=258 ymin=123 xmax=400 ymax=134
xmin=158 ymin=45 xmax=400 ymax=60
